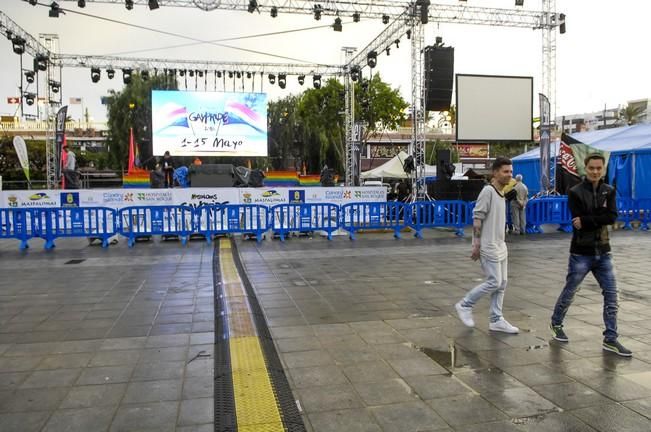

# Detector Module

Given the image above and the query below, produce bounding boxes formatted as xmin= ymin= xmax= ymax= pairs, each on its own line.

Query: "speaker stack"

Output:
xmin=424 ymin=46 xmax=454 ymax=112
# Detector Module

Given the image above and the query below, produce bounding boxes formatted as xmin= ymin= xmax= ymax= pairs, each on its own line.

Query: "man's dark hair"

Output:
xmin=492 ymin=157 xmax=512 ymax=171
xmin=584 ymin=153 xmax=605 ymax=166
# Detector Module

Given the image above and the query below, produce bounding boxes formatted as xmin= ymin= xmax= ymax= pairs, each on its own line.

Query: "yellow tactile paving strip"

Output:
xmin=219 ymin=239 xmax=285 ymax=432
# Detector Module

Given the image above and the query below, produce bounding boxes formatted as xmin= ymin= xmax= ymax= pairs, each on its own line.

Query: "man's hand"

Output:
xmin=471 ymin=244 xmax=480 ymax=261
xmin=572 ymin=217 xmax=582 ymax=230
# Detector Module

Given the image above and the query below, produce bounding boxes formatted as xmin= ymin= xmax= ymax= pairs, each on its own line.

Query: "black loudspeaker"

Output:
xmin=424 ymin=46 xmax=454 ymax=112
xmin=428 ymin=179 xmax=485 ymax=201
xmin=189 ymin=164 xmax=234 ymax=187
xmin=436 ymin=149 xmax=453 ymax=181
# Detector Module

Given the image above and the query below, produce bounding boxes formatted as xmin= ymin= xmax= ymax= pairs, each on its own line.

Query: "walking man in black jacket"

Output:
xmin=550 ymin=154 xmax=632 ymax=356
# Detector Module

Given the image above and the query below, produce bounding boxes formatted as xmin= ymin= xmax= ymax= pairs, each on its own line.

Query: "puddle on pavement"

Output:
xmin=420 ymin=341 xmax=484 ymax=372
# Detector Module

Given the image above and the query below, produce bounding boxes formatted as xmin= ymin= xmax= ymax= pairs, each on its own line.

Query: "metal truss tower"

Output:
xmin=542 ymin=0 xmax=557 ymax=122
xmin=342 ymin=47 xmax=356 ymax=186
xmin=409 ymin=15 xmax=426 ymax=200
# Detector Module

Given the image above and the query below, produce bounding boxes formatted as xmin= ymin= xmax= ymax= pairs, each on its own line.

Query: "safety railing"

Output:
xmin=526 ymin=197 xmax=572 ymax=233
xmin=340 ymin=202 xmax=406 ymax=240
xmin=637 ymin=199 xmax=651 ymax=231
xmin=269 ymin=203 xmax=340 ymax=241
xmin=195 ymin=204 xmax=269 ymax=243
xmin=616 ymin=198 xmax=637 ymax=230
xmin=37 ymin=207 xmax=118 ymax=249
xmin=408 ymin=201 xmax=468 ymax=238
xmin=0 ymin=208 xmax=34 ymax=250
xmin=118 ymin=206 xmax=194 ymax=247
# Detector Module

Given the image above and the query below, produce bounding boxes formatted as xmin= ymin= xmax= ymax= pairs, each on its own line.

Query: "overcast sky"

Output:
xmin=1 ymin=0 xmax=649 ymax=123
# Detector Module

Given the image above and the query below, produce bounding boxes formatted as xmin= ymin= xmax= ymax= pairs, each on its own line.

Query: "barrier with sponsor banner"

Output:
xmin=118 ymin=206 xmax=194 ymax=248
xmin=2 ymin=195 xmax=651 ymax=250
xmin=269 ymin=203 xmax=340 ymax=241
xmin=340 ymin=202 xmax=406 ymax=240
xmin=195 ymin=204 xmax=269 ymax=243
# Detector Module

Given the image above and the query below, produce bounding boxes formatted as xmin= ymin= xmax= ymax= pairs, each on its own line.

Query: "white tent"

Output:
xmin=361 ymin=151 xmax=438 ymax=180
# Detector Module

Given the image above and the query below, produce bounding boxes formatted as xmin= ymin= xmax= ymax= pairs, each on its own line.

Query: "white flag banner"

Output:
xmin=12 ymin=136 xmax=30 ymax=182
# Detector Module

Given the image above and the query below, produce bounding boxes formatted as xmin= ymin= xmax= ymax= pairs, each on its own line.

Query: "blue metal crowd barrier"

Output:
xmin=118 ymin=206 xmax=194 ymax=248
xmin=340 ymin=202 xmax=406 ymax=240
xmin=0 ymin=208 xmax=34 ymax=250
xmin=195 ymin=204 xmax=269 ymax=243
xmin=637 ymin=199 xmax=651 ymax=231
xmin=526 ymin=197 xmax=572 ymax=233
xmin=35 ymin=207 xmax=118 ymax=249
xmin=616 ymin=198 xmax=637 ymax=230
xmin=408 ymin=201 xmax=467 ymax=238
xmin=270 ymin=203 xmax=340 ymax=241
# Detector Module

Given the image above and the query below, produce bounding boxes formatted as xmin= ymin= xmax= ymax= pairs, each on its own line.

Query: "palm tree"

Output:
xmin=619 ymin=104 xmax=645 ymax=125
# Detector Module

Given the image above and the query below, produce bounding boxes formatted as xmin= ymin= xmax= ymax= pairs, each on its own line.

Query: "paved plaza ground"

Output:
xmin=2 ymin=228 xmax=651 ymax=431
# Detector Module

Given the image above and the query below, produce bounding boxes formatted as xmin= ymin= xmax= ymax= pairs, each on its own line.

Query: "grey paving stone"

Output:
xmin=353 ymin=378 xmax=418 ymax=406
xmin=99 ymin=337 xmax=147 ymax=351
xmin=482 ymin=387 xmax=558 ymax=417
xmin=89 ymin=350 xmax=142 ymax=367
xmin=178 ymin=398 xmax=213 ymax=426
xmin=427 ymin=393 xmax=507 ymax=426
xmin=20 ymin=368 xmax=81 ymax=389
xmin=123 ymin=379 xmax=182 ymax=404
xmin=297 ymin=383 xmax=364 ymax=413
xmin=532 ymin=382 xmax=613 ymax=410
xmin=0 ymin=411 xmax=50 ymax=432
xmin=0 ymin=356 xmax=44 ymax=372
xmin=369 ymin=401 xmax=449 ymax=432
xmin=308 ymin=408 xmax=382 ymax=432
xmin=572 ymin=403 xmax=651 ymax=432
xmin=76 ymin=365 xmax=135 ymax=385
xmin=290 ymin=365 xmax=349 ymax=389
xmin=110 ymin=401 xmax=179 ymax=431
xmin=59 ymin=384 xmax=127 ymax=409
xmin=132 ymin=361 xmax=185 ymax=381
xmin=386 ymin=356 xmax=449 ymax=377
xmin=0 ymin=387 xmax=70 ymax=412
xmin=502 ymin=363 xmax=575 ymax=387
xmin=517 ymin=411 xmax=598 ymax=432
xmin=403 ymin=374 xmax=472 ymax=400
xmin=42 ymin=406 xmax=117 ymax=432
xmin=0 ymin=372 xmax=30 ymax=391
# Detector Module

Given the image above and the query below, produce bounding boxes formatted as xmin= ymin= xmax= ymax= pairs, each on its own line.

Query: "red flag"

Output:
xmin=559 ymin=141 xmax=579 ymax=177
xmin=128 ymin=127 xmax=135 ymax=173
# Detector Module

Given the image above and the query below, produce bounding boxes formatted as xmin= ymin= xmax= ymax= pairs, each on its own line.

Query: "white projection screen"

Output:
xmin=456 ymin=74 xmax=533 ymax=142
xmin=151 ymin=90 xmax=268 ymax=157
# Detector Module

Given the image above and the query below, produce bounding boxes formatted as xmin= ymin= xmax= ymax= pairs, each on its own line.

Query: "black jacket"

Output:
xmin=568 ymin=178 xmax=617 ymax=255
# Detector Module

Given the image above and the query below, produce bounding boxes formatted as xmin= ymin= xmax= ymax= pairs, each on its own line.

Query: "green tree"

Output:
xmin=268 ymin=95 xmax=308 ymax=170
xmin=356 ymin=74 xmax=409 ymax=143
xmin=0 ymin=135 xmax=47 ymax=187
xmin=105 ymin=73 xmax=177 ymax=170
xmin=619 ymin=103 xmax=645 ymax=125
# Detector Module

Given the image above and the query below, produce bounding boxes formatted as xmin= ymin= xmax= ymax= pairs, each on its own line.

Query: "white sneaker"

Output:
xmin=455 ymin=302 xmax=475 ymax=328
xmin=489 ymin=319 xmax=519 ymax=334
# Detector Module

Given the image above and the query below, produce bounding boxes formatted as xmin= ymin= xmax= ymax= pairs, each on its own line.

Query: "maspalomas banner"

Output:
xmin=0 ymin=187 xmax=386 ymax=209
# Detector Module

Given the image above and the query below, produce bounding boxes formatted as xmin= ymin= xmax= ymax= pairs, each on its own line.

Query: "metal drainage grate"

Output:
xmin=64 ymin=259 xmax=86 ymax=265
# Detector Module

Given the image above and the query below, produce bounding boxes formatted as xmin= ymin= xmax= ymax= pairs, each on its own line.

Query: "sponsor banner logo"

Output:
xmin=60 ymin=192 xmax=80 ymax=208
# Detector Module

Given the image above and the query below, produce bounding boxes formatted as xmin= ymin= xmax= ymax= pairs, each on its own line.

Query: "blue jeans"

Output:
xmin=551 ymin=253 xmax=619 ymax=341
xmin=462 ymin=257 xmax=507 ymax=323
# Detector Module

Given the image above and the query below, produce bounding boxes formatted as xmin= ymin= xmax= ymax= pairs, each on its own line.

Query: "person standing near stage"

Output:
xmin=162 ymin=151 xmax=174 ymax=188
xmin=455 ymin=157 xmax=519 ymax=334
xmin=510 ymin=174 xmax=529 ymax=235
xmin=550 ymin=154 xmax=631 ymax=356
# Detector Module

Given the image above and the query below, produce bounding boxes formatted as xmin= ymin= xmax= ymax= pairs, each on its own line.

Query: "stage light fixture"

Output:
xmin=28 ymin=0 xmax=38 ymax=5
xmin=268 ymin=74 xmax=276 ymax=85
xmin=228 ymin=71 xmax=233 ymax=78
xmin=141 ymin=70 xmax=149 ymax=81
xmin=217 ymin=71 xmax=223 ymax=78
xmin=559 ymin=13 xmax=566 ymax=34
xmin=333 ymin=17 xmax=342 ymax=32
xmin=367 ymin=50 xmax=377 ymax=68
xmin=24 ymin=92 xmax=36 ymax=106
xmin=406 ymin=29 xmax=412 ymax=39
xmin=313 ymin=5 xmax=322 ymax=20
xmin=313 ymin=75 xmax=321 ymax=89
xmin=148 ymin=0 xmax=159 ymax=10
xmin=78 ymin=0 xmax=86 ymax=7
xmin=6 ymin=30 xmax=13 ymax=41
xmin=34 ymin=55 xmax=48 ymax=71
xmin=179 ymin=69 xmax=186 ymax=77
xmin=278 ymin=74 xmax=287 ymax=89
xmin=197 ymin=70 xmax=204 ymax=78
xmin=352 ymin=12 xmax=360 ymax=22
xmin=297 ymin=75 xmax=305 ymax=85
xmin=435 ymin=36 xmax=443 ymax=46
xmin=189 ymin=69 xmax=195 ymax=77
xmin=247 ymin=0 xmax=257 ymax=13
xmin=122 ymin=68 xmax=133 ymax=84
xmin=382 ymin=14 xmax=389 ymax=24
xmin=49 ymin=80 xmax=60 ymax=93
xmin=125 ymin=0 xmax=134 ymax=10
xmin=49 ymin=2 xmax=62 ymax=18
xmin=246 ymin=72 xmax=252 ymax=79
xmin=385 ymin=47 xmax=391 ymax=56
xmin=395 ymin=39 xmax=400 ymax=48
xmin=90 ymin=68 xmax=100 ymax=83
xmin=25 ymin=71 xmax=35 ymax=84
xmin=515 ymin=0 xmax=524 ymax=5
xmin=270 ymin=6 xmax=277 ymax=17
xmin=107 ymin=68 xmax=115 ymax=79
xmin=12 ymin=36 xmax=26 ymax=55
xmin=350 ymin=66 xmax=360 ymax=82
xmin=236 ymin=71 xmax=242 ymax=79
